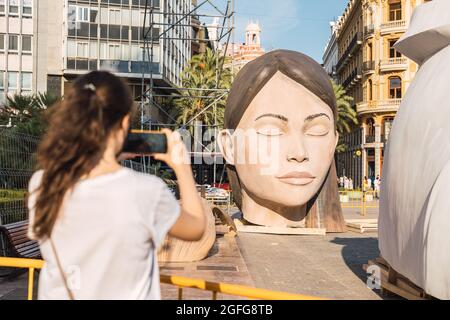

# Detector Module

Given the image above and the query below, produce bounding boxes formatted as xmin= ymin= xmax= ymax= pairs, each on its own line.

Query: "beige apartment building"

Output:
xmin=0 ymin=0 xmax=34 ymax=103
xmin=328 ymin=0 xmax=432 ymax=188
xmin=1 ymin=0 xmax=192 ymax=112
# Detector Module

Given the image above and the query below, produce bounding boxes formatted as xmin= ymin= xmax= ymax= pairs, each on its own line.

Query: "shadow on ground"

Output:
xmin=331 ymin=237 xmax=378 ymax=282
xmin=330 ymin=236 xmax=387 ymax=299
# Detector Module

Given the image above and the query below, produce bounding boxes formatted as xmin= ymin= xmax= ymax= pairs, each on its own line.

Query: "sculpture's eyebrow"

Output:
xmin=305 ymin=113 xmax=330 ymax=122
xmin=255 ymin=113 xmax=288 ymax=122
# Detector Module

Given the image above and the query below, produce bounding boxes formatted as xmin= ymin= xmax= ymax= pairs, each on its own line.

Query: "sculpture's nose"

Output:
xmin=287 ymin=134 xmax=309 ymax=163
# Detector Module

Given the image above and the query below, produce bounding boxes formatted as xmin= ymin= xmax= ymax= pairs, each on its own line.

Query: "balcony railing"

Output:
xmin=342 ymin=70 xmax=356 ymax=88
xmin=336 ymin=32 xmax=363 ymax=72
xmin=362 ymin=61 xmax=375 ymax=73
xmin=380 ymin=57 xmax=408 ymax=71
xmin=365 ymin=135 xmax=389 ymax=144
xmin=364 ymin=25 xmax=375 ymax=37
xmin=381 ymin=57 xmax=407 ymax=65
xmin=342 ymin=68 xmax=362 ymax=89
xmin=365 ymin=135 xmax=376 ymax=144
xmin=99 ymin=60 xmax=160 ymax=74
xmin=380 ymin=20 xmax=406 ymax=33
xmin=357 ymin=99 xmax=402 ymax=115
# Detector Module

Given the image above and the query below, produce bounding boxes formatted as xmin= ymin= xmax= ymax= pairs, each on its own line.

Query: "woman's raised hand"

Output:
xmin=152 ymin=128 xmax=191 ymax=171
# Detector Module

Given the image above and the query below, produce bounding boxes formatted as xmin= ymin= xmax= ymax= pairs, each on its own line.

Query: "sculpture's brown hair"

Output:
xmin=32 ymin=71 xmax=134 ymax=240
xmin=225 ymin=49 xmax=338 ymax=213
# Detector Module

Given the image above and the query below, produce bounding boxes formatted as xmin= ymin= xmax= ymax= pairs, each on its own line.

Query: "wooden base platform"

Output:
xmin=233 ymin=218 xmax=326 ymax=235
xmin=346 ymin=219 xmax=378 ymax=234
xmin=363 ymin=257 xmax=435 ymax=300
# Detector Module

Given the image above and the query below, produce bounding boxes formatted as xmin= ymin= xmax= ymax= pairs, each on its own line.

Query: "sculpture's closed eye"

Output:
xmin=256 ymin=126 xmax=284 ymax=136
xmin=305 ymin=124 xmax=330 ymax=137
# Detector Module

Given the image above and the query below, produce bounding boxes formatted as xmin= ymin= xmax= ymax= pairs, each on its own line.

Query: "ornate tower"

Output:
xmin=245 ymin=21 xmax=261 ymax=46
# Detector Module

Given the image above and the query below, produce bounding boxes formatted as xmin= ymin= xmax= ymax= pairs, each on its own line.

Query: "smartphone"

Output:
xmin=122 ymin=130 xmax=168 ymax=154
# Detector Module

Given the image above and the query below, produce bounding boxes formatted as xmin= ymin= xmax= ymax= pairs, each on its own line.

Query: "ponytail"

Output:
xmin=32 ymin=71 xmax=133 ymax=240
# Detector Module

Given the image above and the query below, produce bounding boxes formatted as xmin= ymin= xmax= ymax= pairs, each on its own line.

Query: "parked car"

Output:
xmin=212 ymin=183 xmax=230 ymax=191
xmin=206 ymin=187 xmax=228 ymax=199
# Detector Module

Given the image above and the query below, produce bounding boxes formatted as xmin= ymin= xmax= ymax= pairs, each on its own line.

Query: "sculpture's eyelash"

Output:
xmin=306 ymin=131 xmax=330 ymax=137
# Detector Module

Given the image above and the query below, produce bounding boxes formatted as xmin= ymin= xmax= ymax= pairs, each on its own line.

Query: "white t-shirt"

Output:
xmin=27 ymin=168 xmax=180 ymax=300
xmin=374 ymin=179 xmax=381 ymax=190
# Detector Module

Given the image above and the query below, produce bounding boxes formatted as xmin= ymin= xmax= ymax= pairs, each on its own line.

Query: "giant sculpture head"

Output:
xmin=219 ymin=50 xmax=339 ymax=227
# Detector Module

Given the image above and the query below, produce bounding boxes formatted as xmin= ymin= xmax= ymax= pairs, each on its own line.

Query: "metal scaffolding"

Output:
xmin=139 ymin=0 xmax=235 ymax=185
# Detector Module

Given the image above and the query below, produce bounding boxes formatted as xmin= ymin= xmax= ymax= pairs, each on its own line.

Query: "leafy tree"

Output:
xmin=332 ymin=81 xmax=358 ymax=153
xmin=173 ymin=48 xmax=232 ymax=127
xmin=0 ymin=92 xmax=60 ymax=190
xmin=0 ymin=92 xmax=60 ymax=137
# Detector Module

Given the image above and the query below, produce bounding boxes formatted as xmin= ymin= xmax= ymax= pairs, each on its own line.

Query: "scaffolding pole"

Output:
xmin=140 ymin=0 xmax=235 ymax=184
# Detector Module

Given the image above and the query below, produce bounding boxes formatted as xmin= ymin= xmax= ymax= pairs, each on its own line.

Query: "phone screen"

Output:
xmin=122 ymin=131 xmax=168 ymax=154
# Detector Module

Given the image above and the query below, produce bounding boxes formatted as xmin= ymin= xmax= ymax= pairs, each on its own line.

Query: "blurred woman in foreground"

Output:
xmin=28 ymin=71 xmax=206 ymax=300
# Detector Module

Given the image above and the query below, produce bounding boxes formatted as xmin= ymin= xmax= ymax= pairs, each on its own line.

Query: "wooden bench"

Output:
xmin=0 ymin=220 xmax=41 ymax=277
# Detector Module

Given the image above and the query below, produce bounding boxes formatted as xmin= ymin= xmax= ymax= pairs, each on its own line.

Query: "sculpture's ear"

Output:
xmin=218 ymin=129 xmax=235 ymax=165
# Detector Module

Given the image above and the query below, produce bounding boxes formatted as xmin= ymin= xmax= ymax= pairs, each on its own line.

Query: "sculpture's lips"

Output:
xmin=278 ymin=171 xmax=315 ymax=179
xmin=277 ymin=171 xmax=315 ymax=186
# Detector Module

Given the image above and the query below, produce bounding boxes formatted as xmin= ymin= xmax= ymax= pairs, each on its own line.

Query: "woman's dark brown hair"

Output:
xmin=32 ymin=71 xmax=133 ymax=240
xmin=225 ymin=50 xmax=346 ymax=231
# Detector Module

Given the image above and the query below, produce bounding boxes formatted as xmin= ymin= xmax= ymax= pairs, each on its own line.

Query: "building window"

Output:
xmin=366 ymin=118 xmax=375 ymax=136
xmin=67 ymin=40 xmax=76 ymax=57
xmin=368 ymin=79 xmax=373 ymax=101
xmin=90 ymin=8 xmax=98 ymax=23
xmin=67 ymin=5 xmax=76 ymax=32
xmin=23 ymin=0 xmax=32 ymax=16
xmin=389 ymin=39 xmax=401 ymax=58
xmin=389 ymin=0 xmax=402 ymax=21
xmin=131 ymin=45 xmax=142 ymax=61
xmin=0 ymin=71 xmax=4 ymax=89
xmin=0 ymin=71 xmax=4 ymax=103
xmin=122 ymin=46 xmax=130 ymax=61
xmin=109 ymin=9 xmax=121 ymax=25
xmin=389 ymin=76 xmax=402 ymax=99
xmin=100 ymin=42 xmax=107 ymax=59
xmin=131 ymin=9 xmax=140 ymax=27
xmin=7 ymin=72 xmax=18 ymax=91
xmin=0 ymin=34 xmax=4 ymax=51
xmin=77 ymin=7 xmax=89 ymax=22
xmin=0 ymin=0 xmax=5 ymax=15
xmin=122 ymin=9 xmax=130 ymax=25
xmin=108 ymin=44 xmax=121 ymax=60
xmin=368 ymin=42 xmax=373 ymax=61
xmin=9 ymin=34 xmax=18 ymax=51
xmin=21 ymin=72 xmax=32 ymax=91
xmin=77 ymin=42 xmax=89 ymax=58
xmin=89 ymin=42 xmax=97 ymax=59
xmin=8 ymin=0 xmax=18 ymax=15
xmin=22 ymin=35 xmax=32 ymax=53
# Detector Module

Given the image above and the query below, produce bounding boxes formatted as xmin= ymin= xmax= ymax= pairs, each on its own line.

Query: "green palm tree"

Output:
xmin=0 ymin=92 xmax=60 ymax=136
xmin=173 ymin=48 xmax=232 ymax=127
xmin=332 ymin=80 xmax=358 ymax=153
xmin=35 ymin=92 xmax=60 ymax=109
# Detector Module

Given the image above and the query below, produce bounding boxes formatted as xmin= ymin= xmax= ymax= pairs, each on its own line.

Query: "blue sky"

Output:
xmin=200 ymin=0 xmax=349 ymax=63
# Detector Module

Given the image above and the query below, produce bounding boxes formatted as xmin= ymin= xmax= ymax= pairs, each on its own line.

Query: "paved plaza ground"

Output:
xmin=0 ymin=206 xmax=385 ymax=300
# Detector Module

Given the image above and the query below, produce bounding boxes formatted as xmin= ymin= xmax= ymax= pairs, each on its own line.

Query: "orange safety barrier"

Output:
xmin=0 ymin=257 xmax=326 ymax=300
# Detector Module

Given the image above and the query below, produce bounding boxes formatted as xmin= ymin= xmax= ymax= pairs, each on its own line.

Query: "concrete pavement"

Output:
xmin=237 ymin=232 xmax=381 ymax=299
xmin=0 ymin=206 xmax=384 ymax=300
